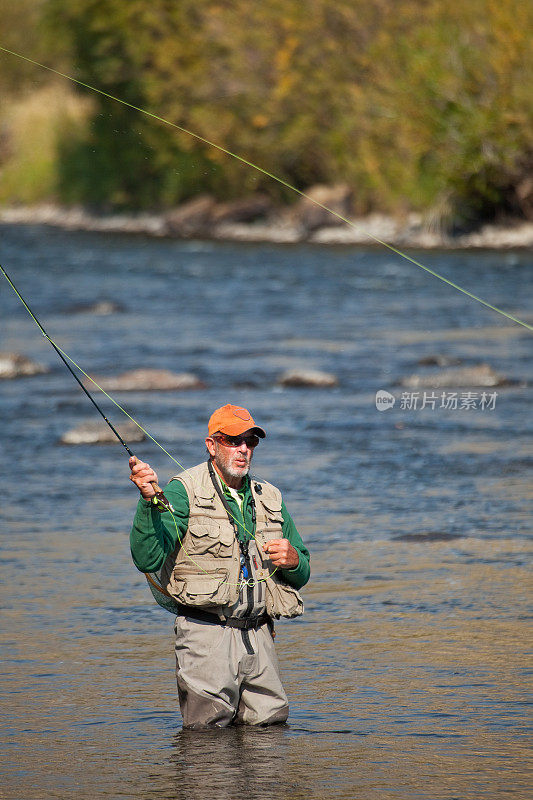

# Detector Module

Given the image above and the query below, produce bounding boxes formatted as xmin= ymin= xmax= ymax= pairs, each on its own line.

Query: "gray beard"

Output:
xmin=223 ymin=463 xmax=250 ymax=480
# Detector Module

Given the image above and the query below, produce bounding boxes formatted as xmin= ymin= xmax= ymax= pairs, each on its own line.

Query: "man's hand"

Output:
xmin=263 ymin=539 xmax=299 ymax=569
xmin=129 ymin=457 xmax=158 ymax=500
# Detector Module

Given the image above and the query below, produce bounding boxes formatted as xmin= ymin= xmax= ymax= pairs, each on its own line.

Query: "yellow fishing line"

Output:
xmin=175 ymin=499 xmax=277 ymax=587
xmin=0 ymin=44 xmax=531 ymax=332
xmin=1 ymin=42 xmax=528 ymax=597
xmin=2 ymin=262 xmax=282 ymax=580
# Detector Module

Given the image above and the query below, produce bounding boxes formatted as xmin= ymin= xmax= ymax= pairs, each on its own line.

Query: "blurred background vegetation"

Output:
xmin=0 ymin=0 xmax=531 ymax=229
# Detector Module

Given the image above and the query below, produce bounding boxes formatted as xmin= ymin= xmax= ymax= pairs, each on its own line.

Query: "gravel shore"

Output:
xmin=1 ymin=203 xmax=532 ymax=250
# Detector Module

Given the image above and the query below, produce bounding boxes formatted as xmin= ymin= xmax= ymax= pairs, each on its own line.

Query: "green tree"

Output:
xmin=9 ymin=0 xmax=532 ymax=221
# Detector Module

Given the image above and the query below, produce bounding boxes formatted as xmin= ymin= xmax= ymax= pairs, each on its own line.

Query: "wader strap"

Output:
xmin=241 ymin=629 xmax=254 ymax=655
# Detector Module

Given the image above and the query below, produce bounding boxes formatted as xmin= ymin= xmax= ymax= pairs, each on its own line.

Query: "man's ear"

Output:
xmin=205 ymin=437 xmax=216 ymax=458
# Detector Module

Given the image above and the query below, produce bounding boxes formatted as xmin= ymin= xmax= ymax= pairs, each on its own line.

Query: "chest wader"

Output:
xmin=147 ymin=461 xmax=304 ymax=728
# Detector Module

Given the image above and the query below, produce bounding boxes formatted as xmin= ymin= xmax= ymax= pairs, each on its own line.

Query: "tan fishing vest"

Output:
xmin=159 ymin=461 xmax=304 ymax=619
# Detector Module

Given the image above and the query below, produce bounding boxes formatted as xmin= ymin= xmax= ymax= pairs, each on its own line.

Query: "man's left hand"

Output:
xmin=263 ymin=539 xmax=299 ymax=569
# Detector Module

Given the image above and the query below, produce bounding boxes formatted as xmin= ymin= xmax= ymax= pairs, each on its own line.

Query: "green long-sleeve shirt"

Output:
xmin=130 ymin=471 xmax=310 ymax=589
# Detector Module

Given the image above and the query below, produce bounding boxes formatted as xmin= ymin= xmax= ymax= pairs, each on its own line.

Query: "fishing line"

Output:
xmin=1 ymin=42 xmax=525 ymax=594
xmin=0 ymin=265 xmax=136 ymax=457
xmin=1 ymin=262 xmax=185 ymax=467
xmin=0 ymin=44 xmax=531 ymax=332
xmin=1 ymin=263 xmax=278 ymax=585
xmin=151 ymin=501 xmax=276 ymax=597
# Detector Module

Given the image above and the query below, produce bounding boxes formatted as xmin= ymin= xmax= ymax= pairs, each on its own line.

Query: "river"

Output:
xmin=0 ymin=223 xmax=531 ymax=799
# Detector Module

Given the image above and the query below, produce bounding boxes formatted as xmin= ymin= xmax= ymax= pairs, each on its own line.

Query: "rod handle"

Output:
xmin=130 ymin=456 xmax=175 ymax=513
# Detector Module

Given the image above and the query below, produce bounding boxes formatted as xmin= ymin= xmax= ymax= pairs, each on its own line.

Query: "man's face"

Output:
xmin=206 ymin=430 xmax=256 ymax=483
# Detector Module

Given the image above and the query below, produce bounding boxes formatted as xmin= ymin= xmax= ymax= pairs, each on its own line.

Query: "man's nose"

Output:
xmin=237 ymin=441 xmax=249 ymax=452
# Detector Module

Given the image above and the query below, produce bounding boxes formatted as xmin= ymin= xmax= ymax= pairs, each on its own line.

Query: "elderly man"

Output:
xmin=129 ymin=404 xmax=310 ymax=728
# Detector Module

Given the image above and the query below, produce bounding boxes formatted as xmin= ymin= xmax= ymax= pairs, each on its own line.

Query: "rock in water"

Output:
xmin=67 ymin=300 xmax=124 ymax=314
xmin=277 ymin=369 xmax=339 ymax=388
xmin=417 ymin=355 xmax=462 ymax=367
xmin=0 ymin=352 xmax=48 ymax=379
xmin=85 ymin=369 xmax=205 ymax=391
xmin=400 ymin=364 xmax=508 ymax=389
xmin=60 ymin=420 xmax=145 ymax=445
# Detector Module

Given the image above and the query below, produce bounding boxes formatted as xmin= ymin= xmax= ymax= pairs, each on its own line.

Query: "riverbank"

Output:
xmin=1 ymin=201 xmax=532 ymax=250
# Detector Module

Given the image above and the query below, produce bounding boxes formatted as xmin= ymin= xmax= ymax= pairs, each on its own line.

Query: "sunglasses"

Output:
xmin=213 ymin=433 xmax=260 ymax=449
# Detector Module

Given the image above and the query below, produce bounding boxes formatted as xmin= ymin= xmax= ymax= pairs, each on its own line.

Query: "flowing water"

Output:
xmin=1 ymin=223 xmax=531 ymax=799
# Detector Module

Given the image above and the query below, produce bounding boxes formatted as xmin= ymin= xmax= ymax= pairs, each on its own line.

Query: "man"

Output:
xmin=129 ymin=403 xmax=310 ymax=728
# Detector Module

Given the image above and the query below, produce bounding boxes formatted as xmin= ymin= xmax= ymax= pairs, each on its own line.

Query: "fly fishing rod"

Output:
xmin=1 ymin=264 xmax=174 ymax=512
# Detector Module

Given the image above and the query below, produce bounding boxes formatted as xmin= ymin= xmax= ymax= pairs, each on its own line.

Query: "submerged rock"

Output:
xmin=60 ymin=419 xmax=145 ymax=445
xmin=400 ymin=363 xmax=508 ymax=389
xmin=85 ymin=369 xmax=205 ymax=391
xmin=68 ymin=300 xmax=124 ymax=315
xmin=417 ymin=355 xmax=462 ymax=367
xmin=277 ymin=369 xmax=339 ymax=388
xmin=0 ymin=352 xmax=48 ymax=379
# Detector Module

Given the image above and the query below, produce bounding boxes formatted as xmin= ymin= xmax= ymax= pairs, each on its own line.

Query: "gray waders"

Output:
xmin=167 ymin=462 xmax=300 ymax=728
xmin=174 ymin=606 xmax=289 ymax=728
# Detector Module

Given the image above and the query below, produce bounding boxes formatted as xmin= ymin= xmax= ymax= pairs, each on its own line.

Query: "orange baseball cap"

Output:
xmin=208 ymin=404 xmax=266 ymax=438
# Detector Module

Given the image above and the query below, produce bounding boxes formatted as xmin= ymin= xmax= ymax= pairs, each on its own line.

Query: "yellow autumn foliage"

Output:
xmin=0 ymin=0 xmax=531 ymax=223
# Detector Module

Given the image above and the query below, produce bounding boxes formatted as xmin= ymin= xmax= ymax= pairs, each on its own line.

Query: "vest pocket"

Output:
xmin=256 ymin=503 xmax=284 ymax=542
xmin=264 ymin=579 xmax=304 ymax=619
xmin=259 ymin=498 xmax=284 ymax=524
xmin=185 ymin=519 xmax=234 ymax=557
xmin=254 ymin=532 xmax=304 ymax=618
xmin=254 ymin=530 xmax=281 ymax=566
xmin=171 ymin=567 xmax=233 ymax=608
